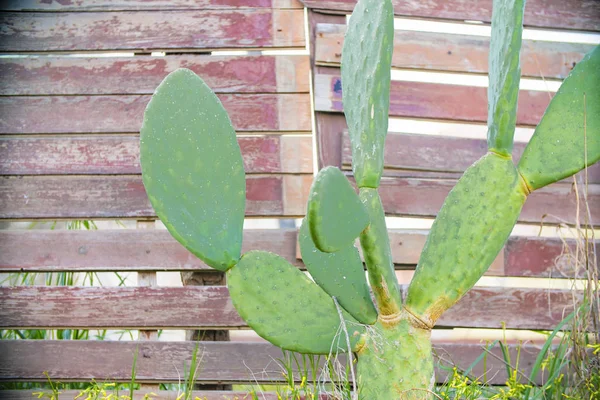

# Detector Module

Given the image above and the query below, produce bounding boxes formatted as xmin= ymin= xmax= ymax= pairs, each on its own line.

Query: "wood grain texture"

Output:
xmin=2 ymin=0 xmax=304 ymax=11
xmin=0 ymin=340 xmax=550 ymax=385
xmin=0 ymin=55 xmax=310 ymax=95
xmin=315 ymin=24 xmax=594 ymax=79
xmin=0 ymin=285 xmax=582 ymax=330
xmin=0 ymin=175 xmax=311 ymax=219
xmin=315 ymin=74 xmax=551 ymax=126
xmin=0 ymin=135 xmax=313 ymax=175
xmin=505 ymin=236 xmax=599 ymax=278
xmin=376 ymin=177 xmax=600 ymax=225
xmin=300 ymin=0 xmax=600 ymax=31
xmin=0 ymin=10 xmax=306 ymax=52
xmin=340 ymin=132 xmax=600 ymax=183
xmin=0 ymin=391 xmax=296 ymax=400
xmin=0 ymin=229 xmax=303 ymax=272
xmin=1 ymin=229 xmax=587 ymax=279
xmin=0 ymin=94 xmax=312 ymax=133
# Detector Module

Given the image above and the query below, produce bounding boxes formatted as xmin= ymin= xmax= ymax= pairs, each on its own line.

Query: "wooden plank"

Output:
xmin=0 ymin=55 xmax=310 ymax=95
xmin=0 ymin=94 xmax=312 ymax=133
xmin=0 ymin=135 xmax=313 ymax=175
xmin=0 ymin=340 xmax=549 ymax=385
xmin=315 ymin=74 xmax=551 ymax=126
xmin=505 ymin=236 xmax=600 ymax=278
xmin=340 ymin=132 xmax=600 ymax=184
xmin=315 ymin=24 xmax=594 ymax=79
xmin=0 ymin=175 xmax=311 ymax=219
xmin=0 ymin=286 xmax=582 ymax=330
xmin=376 ymin=177 xmax=600 ymax=225
xmin=2 ymin=1 xmax=304 ymax=11
xmin=300 ymin=0 xmax=600 ymax=31
xmin=0 ymin=229 xmax=302 ymax=273
xmin=0 ymin=391 xmax=294 ymax=400
xmin=2 ymin=229 xmax=590 ymax=279
xmin=0 ymin=10 xmax=306 ymax=52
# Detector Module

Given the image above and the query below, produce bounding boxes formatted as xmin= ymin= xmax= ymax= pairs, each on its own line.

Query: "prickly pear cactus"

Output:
xmin=140 ymin=0 xmax=599 ymax=397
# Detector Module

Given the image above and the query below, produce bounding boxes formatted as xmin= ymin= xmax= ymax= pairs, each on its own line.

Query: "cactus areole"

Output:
xmin=140 ymin=0 xmax=599 ymax=397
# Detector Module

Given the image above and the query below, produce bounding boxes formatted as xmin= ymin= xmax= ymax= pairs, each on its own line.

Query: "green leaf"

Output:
xmin=405 ymin=153 xmax=527 ymax=326
xmin=487 ymin=0 xmax=526 ymax=156
xmin=299 ymin=219 xmax=378 ymax=325
xmin=140 ymin=69 xmax=246 ymax=271
xmin=307 ymin=166 xmax=370 ymax=253
xmin=518 ymin=45 xmax=600 ymax=190
xmin=341 ymin=0 xmax=394 ymax=189
xmin=227 ymin=251 xmax=366 ymax=354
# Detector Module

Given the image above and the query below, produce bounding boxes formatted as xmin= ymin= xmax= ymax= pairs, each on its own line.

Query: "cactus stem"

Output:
xmin=401 ymin=306 xmax=433 ymax=330
xmin=488 ymin=149 xmax=513 ymax=161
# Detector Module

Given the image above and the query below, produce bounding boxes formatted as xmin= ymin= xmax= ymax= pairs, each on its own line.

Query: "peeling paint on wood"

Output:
xmin=0 ymin=286 xmax=582 ymax=330
xmin=315 ymin=74 xmax=551 ymax=126
xmin=0 ymin=94 xmax=312 ymax=133
xmin=0 ymin=135 xmax=313 ymax=175
xmin=0 ymin=340 xmax=550 ymax=385
xmin=0 ymin=175 xmax=312 ymax=219
xmin=300 ymin=0 xmax=600 ymax=31
xmin=315 ymin=23 xmax=594 ymax=80
xmin=3 ymin=1 xmax=304 ymax=11
xmin=0 ymin=10 xmax=306 ymax=52
xmin=0 ymin=55 xmax=310 ymax=95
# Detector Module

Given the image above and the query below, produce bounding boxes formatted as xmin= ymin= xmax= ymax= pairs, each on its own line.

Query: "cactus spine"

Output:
xmin=140 ymin=0 xmax=599 ymax=397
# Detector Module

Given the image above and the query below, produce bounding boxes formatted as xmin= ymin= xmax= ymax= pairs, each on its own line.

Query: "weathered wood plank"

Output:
xmin=341 ymin=132 xmax=600 ymax=184
xmin=0 ymin=135 xmax=313 ymax=175
xmin=300 ymin=0 xmax=600 ymax=31
xmin=505 ymin=236 xmax=599 ymax=278
xmin=0 ymin=391 xmax=291 ymax=400
xmin=0 ymin=10 xmax=306 ymax=52
xmin=315 ymin=24 xmax=594 ymax=79
xmin=315 ymin=74 xmax=551 ymax=126
xmin=0 ymin=286 xmax=582 ymax=330
xmin=0 ymin=229 xmax=303 ymax=272
xmin=376 ymin=177 xmax=600 ymax=225
xmin=0 ymin=175 xmax=311 ymax=219
xmin=2 ymin=0 xmax=304 ymax=11
xmin=0 ymin=340 xmax=549 ymax=385
xmin=0 ymin=55 xmax=310 ymax=95
xmin=0 ymin=94 xmax=312 ymax=133
xmin=1 ymin=229 xmax=591 ymax=279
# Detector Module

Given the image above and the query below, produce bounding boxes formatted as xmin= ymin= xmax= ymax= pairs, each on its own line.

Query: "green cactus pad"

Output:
xmin=487 ymin=0 xmax=525 ymax=156
xmin=341 ymin=0 xmax=394 ymax=189
xmin=227 ymin=250 xmax=366 ymax=354
xmin=299 ymin=220 xmax=378 ymax=325
xmin=405 ymin=153 xmax=527 ymax=326
xmin=307 ymin=166 xmax=370 ymax=253
xmin=141 ymin=68 xmax=245 ymax=271
xmin=518 ymin=45 xmax=600 ymax=190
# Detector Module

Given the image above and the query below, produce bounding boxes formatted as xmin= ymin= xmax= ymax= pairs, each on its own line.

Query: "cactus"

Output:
xmin=140 ymin=0 xmax=599 ymax=397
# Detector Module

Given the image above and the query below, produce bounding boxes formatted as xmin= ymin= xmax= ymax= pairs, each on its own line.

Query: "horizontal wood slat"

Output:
xmin=0 ymin=229 xmax=303 ymax=272
xmin=0 ymin=94 xmax=312 ymax=133
xmin=314 ymin=24 xmax=594 ymax=79
xmin=0 ymin=10 xmax=305 ymax=52
xmin=0 ymin=135 xmax=313 ymax=175
xmin=1 ymin=230 xmax=594 ymax=279
xmin=0 ymin=391 xmax=290 ymax=400
xmin=315 ymin=74 xmax=551 ymax=126
xmin=0 ymin=175 xmax=312 ymax=219
xmin=0 ymin=55 xmax=310 ymax=95
xmin=341 ymin=132 xmax=600 ymax=184
xmin=0 ymin=340 xmax=548 ymax=385
xmin=301 ymin=0 xmax=600 ymax=31
xmin=2 ymin=1 xmax=304 ymax=11
xmin=0 ymin=285 xmax=582 ymax=330
xmin=375 ymin=177 xmax=599 ymax=225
